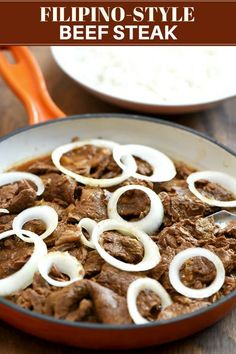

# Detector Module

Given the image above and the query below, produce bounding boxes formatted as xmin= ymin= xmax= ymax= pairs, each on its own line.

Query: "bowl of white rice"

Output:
xmin=51 ymin=46 xmax=236 ymax=114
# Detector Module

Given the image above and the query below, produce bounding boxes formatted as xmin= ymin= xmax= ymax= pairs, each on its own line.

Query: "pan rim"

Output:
xmin=0 ymin=112 xmax=235 ymax=331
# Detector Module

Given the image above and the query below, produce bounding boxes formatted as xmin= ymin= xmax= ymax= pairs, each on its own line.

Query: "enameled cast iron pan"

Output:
xmin=0 ymin=47 xmax=235 ymax=349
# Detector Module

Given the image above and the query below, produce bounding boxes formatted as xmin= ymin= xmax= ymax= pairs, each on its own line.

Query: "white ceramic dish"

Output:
xmin=51 ymin=47 xmax=236 ymax=114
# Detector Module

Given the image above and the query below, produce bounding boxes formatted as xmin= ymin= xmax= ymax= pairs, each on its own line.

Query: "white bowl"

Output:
xmin=51 ymin=47 xmax=236 ymax=114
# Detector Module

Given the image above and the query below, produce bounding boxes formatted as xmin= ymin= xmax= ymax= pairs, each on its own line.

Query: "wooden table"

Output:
xmin=0 ymin=46 xmax=235 ymax=354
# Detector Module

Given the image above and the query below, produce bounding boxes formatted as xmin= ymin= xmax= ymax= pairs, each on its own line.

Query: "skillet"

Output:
xmin=0 ymin=46 xmax=235 ymax=349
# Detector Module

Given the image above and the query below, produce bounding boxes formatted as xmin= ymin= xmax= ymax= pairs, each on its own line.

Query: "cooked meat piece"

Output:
xmin=0 ymin=213 xmax=15 ymax=233
xmin=159 ymin=190 xmax=214 ymax=226
xmin=45 ymin=280 xmax=91 ymax=320
xmin=216 ymin=221 xmax=236 ymax=238
xmin=44 ymin=279 xmax=132 ymax=324
xmin=0 ymin=236 xmax=33 ymax=279
xmin=51 ymin=222 xmax=82 ymax=250
xmin=196 ymin=180 xmax=235 ymax=202
xmin=220 ymin=276 xmax=236 ymax=295
xmin=67 ymin=187 xmax=107 ymax=222
xmin=41 ymin=173 xmax=76 ymax=207
xmin=101 ymin=231 xmax=144 ymax=264
xmin=157 ymin=300 xmax=210 ymax=320
xmin=155 ymin=178 xmax=188 ymax=194
xmin=96 ymin=263 xmax=144 ymax=296
xmin=89 ymin=280 xmax=132 ymax=324
xmin=84 ymin=251 xmax=104 ymax=278
xmin=61 ymin=145 xmax=121 ymax=179
xmin=205 ymin=246 xmax=236 ymax=274
xmin=27 ymin=159 xmax=58 ymax=175
xmin=8 ymin=273 xmax=53 ymax=314
xmin=156 ymin=217 xmax=215 ymax=253
xmin=175 ymin=161 xmax=196 ymax=179
xmin=180 ymin=256 xmax=216 ymax=289
xmin=16 ymin=156 xmax=58 ymax=175
xmin=148 ymin=246 xmax=175 ymax=281
xmin=118 ymin=177 xmax=153 ymax=190
xmin=135 ymin=157 xmax=153 ymax=176
xmin=137 ymin=290 xmax=162 ymax=321
xmin=156 ymin=219 xmax=198 ymax=253
xmin=117 ymin=189 xmax=150 ymax=221
xmin=0 ymin=180 xmax=37 ymax=214
xmin=24 ymin=219 xmax=46 ymax=236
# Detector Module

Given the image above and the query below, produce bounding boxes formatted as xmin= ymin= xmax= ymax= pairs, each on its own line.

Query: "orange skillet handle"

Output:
xmin=0 ymin=46 xmax=65 ymax=125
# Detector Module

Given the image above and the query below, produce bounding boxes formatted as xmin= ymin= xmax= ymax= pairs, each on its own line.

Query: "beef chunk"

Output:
xmin=8 ymin=273 xmax=53 ymax=314
xmin=96 ymin=263 xmax=144 ymax=297
xmin=216 ymin=221 xmax=236 ymax=238
xmin=61 ymin=145 xmax=121 ymax=179
xmin=159 ymin=189 xmax=214 ymax=226
xmin=148 ymin=246 xmax=175 ymax=281
xmin=0 ymin=213 xmax=15 ymax=233
xmin=157 ymin=300 xmax=210 ymax=320
xmin=0 ymin=180 xmax=37 ymax=214
xmin=89 ymin=280 xmax=131 ymax=324
xmin=117 ymin=189 xmax=150 ymax=221
xmin=0 ymin=235 xmax=33 ymax=279
xmin=135 ymin=157 xmax=153 ymax=176
xmin=67 ymin=187 xmax=107 ymax=222
xmin=196 ymin=180 xmax=235 ymax=202
xmin=180 ymin=256 xmax=216 ymax=289
xmin=137 ymin=290 xmax=162 ymax=321
xmin=84 ymin=251 xmax=104 ymax=278
xmin=155 ymin=217 xmax=215 ymax=253
xmin=44 ymin=279 xmax=131 ymax=324
xmin=118 ymin=177 xmax=153 ymax=191
xmin=41 ymin=173 xmax=76 ymax=207
xmin=101 ymin=231 xmax=144 ymax=264
xmin=27 ymin=159 xmax=58 ymax=175
xmin=16 ymin=156 xmax=58 ymax=175
xmin=175 ymin=161 xmax=196 ymax=179
xmin=155 ymin=178 xmax=188 ymax=194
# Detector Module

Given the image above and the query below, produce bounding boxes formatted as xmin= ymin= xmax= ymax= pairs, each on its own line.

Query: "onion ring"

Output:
xmin=108 ymin=185 xmax=164 ymax=234
xmin=0 ymin=229 xmax=47 ymax=296
xmin=169 ymin=247 xmax=225 ymax=299
xmin=113 ymin=144 xmax=176 ymax=182
xmin=91 ymin=219 xmax=161 ymax=272
xmin=0 ymin=172 xmax=44 ymax=196
xmin=78 ymin=218 xmax=97 ymax=249
xmin=127 ymin=277 xmax=173 ymax=324
xmin=0 ymin=209 xmax=9 ymax=214
xmin=12 ymin=205 xmax=58 ymax=243
xmin=51 ymin=139 xmax=137 ymax=187
xmin=38 ymin=251 xmax=85 ymax=287
xmin=187 ymin=171 xmax=236 ymax=207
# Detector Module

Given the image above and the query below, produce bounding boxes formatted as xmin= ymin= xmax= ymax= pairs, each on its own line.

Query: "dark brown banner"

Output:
xmin=0 ymin=1 xmax=235 ymax=45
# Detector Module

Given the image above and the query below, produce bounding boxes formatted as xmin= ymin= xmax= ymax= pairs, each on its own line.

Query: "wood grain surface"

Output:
xmin=0 ymin=46 xmax=235 ymax=354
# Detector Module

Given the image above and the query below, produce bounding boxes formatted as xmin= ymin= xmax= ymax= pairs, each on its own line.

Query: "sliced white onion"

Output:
xmin=108 ymin=185 xmax=164 ymax=234
xmin=12 ymin=205 xmax=58 ymax=243
xmin=91 ymin=219 xmax=161 ymax=272
xmin=169 ymin=247 xmax=225 ymax=299
xmin=187 ymin=171 xmax=236 ymax=207
xmin=113 ymin=144 xmax=176 ymax=182
xmin=127 ymin=277 xmax=173 ymax=324
xmin=0 ymin=172 xmax=44 ymax=196
xmin=0 ymin=209 xmax=9 ymax=214
xmin=0 ymin=229 xmax=47 ymax=296
xmin=51 ymin=139 xmax=137 ymax=188
xmin=78 ymin=218 xmax=97 ymax=249
xmin=38 ymin=251 xmax=85 ymax=287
